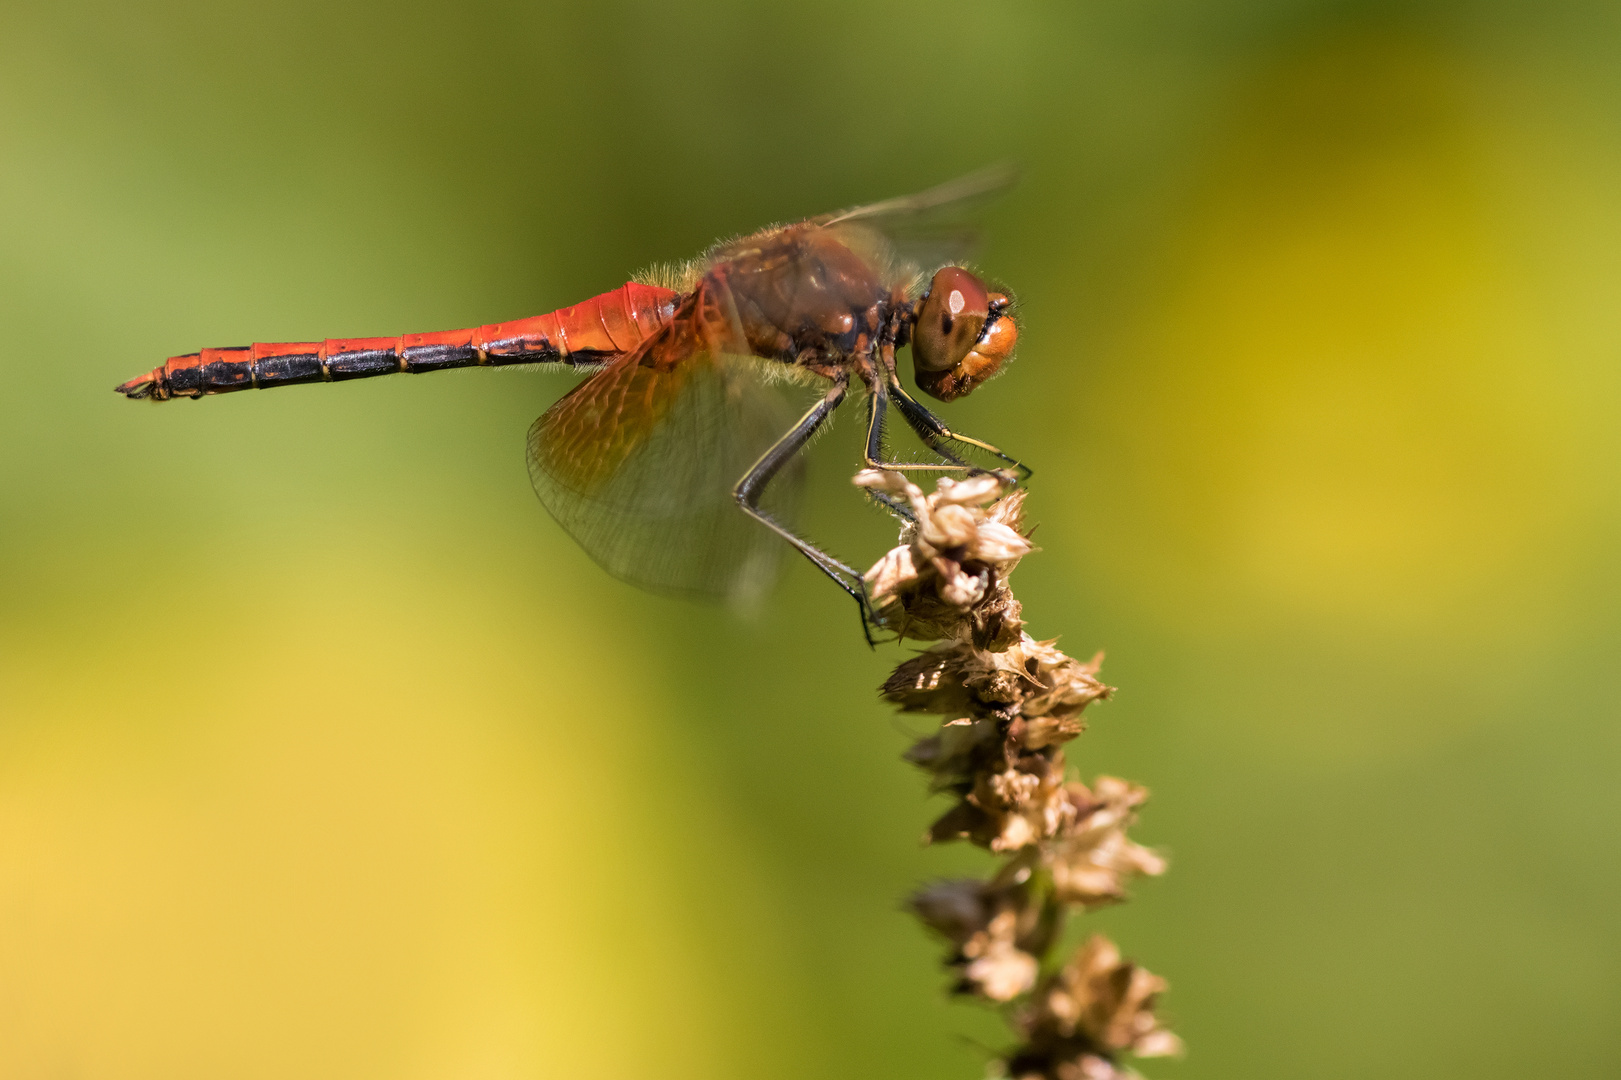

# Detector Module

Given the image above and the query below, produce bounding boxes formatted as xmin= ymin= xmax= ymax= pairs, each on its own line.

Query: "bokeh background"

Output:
xmin=3 ymin=1 xmax=1618 ymax=1077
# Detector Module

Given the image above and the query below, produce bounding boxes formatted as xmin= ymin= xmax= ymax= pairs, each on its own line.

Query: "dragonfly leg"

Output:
xmin=887 ymin=376 xmax=1032 ymax=483
xmin=864 ymin=487 xmax=916 ymax=524
xmin=863 ymin=386 xmax=978 ymax=475
xmin=734 ymin=375 xmax=884 ymax=641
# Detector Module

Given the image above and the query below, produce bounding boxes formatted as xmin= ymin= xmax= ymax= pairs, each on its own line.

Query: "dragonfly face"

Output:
xmin=116 ymin=169 xmax=1028 ymax=637
xmin=910 ymin=266 xmax=1019 ymax=403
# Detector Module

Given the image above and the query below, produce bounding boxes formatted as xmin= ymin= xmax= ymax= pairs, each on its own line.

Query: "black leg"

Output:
xmin=886 ymin=376 xmax=1032 ymax=481
xmin=864 ymin=487 xmax=917 ymax=523
xmin=735 ymin=375 xmax=882 ymax=641
xmin=864 ymin=384 xmax=978 ymax=475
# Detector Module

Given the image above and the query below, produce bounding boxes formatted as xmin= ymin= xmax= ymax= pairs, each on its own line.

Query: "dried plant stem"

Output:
xmin=857 ymin=469 xmax=1180 ymax=1080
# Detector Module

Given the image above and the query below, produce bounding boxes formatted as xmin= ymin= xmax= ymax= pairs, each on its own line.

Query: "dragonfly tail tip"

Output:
xmin=114 ymin=375 xmax=157 ymax=400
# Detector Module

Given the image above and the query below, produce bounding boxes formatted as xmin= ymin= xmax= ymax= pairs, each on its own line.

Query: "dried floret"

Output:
xmin=909 ymin=879 xmax=1055 ymax=1002
xmin=1046 ymin=778 xmax=1168 ymax=908
xmin=856 ymin=470 xmax=1031 ymax=648
xmin=863 ymin=467 xmax=1179 ymax=1068
xmin=1007 ymin=935 xmax=1183 ymax=1077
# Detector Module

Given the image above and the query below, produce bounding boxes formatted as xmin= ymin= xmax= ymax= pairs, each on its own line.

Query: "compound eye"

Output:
xmin=914 ymin=291 xmax=1017 ymax=402
xmin=913 ymin=267 xmax=989 ymax=372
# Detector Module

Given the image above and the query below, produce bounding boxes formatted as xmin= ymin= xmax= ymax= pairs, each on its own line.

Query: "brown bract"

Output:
xmin=1047 ymin=778 xmax=1168 ymax=908
xmin=910 ymin=878 xmax=1056 ymax=1003
xmin=1007 ymin=936 xmax=1184 ymax=1080
xmin=856 ymin=470 xmax=1030 ymax=649
xmin=862 ymin=471 xmax=1179 ymax=1077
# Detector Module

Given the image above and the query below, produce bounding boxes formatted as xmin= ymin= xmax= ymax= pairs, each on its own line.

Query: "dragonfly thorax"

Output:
xmin=717 ymin=224 xmax=900 ymax=371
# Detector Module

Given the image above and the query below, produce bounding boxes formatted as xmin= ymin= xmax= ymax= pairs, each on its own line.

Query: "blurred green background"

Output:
xmin=3 ymin=1 xmax=1618 ymax=1077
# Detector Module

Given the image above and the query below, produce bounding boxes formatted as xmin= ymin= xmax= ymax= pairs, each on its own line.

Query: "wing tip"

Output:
xmin=826 ymin=162 xmax=1022 ymax=227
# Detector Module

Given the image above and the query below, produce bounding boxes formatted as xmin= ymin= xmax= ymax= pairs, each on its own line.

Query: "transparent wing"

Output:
xmin=527 ymin=337 xmax=807 ymax=608
xmin=818 ymin=164 xmax=1019 ymax=280
xmin=823 ymin=163 xmax=1018 ymax=228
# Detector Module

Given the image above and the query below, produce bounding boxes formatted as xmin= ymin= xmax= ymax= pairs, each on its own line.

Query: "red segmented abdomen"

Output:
xmin=114 ymin=282 xmax=680 ymax=400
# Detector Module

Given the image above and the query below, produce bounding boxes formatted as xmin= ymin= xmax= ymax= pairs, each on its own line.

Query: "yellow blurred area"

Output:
xmin=1109 ymin=35 xmax=1593 ymax=642
xmin=1 ymin=547 xmax=773 ymax=1078
xmin=2 ymin=4 xmax=1619 ymax=1079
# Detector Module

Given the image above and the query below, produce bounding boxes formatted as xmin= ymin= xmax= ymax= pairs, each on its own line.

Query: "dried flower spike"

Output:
xmin=863 ymin=470 xmax=1179 ymax=1077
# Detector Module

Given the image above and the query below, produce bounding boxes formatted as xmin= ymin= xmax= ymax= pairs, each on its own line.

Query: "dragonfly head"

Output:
xmin=911 ymin=266 xmax=1017 ymax=402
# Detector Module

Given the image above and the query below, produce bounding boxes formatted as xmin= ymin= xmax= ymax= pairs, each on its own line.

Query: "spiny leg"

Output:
xmin=863 ymin=386 xmax=978 ymax=475
xmin=864 ymin=487 xmax=917 ymax=524
xmin=887 ymin=376 xmax=1032 ymax=482
xmin=734 ymin=375 xmax=883 ymax=640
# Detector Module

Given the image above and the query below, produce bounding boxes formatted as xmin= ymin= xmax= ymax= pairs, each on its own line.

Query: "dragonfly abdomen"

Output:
xmin=115 ymin=282 xmax=680 ymax=400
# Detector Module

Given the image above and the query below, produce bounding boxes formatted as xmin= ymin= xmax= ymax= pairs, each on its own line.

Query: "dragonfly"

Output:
xmin=115 ymin=169 xmax=1028 ymax=635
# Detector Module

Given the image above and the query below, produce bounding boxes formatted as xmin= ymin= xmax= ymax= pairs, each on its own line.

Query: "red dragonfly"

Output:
xmin=116 ymin=170 xmax=1027 ymax=632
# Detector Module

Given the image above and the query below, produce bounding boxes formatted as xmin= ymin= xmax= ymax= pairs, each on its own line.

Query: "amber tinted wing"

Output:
xmin=527 ymin=332 xmax=805 ymax=607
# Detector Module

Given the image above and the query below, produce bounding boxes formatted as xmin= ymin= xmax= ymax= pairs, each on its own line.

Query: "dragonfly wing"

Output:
xmin=819 ymin=164 xmax=1019 ymax=280
xmin=527 ymin=335 xmax=807 ymax=607
xmin=823 ymin=163 xmax=1018 ymax=228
